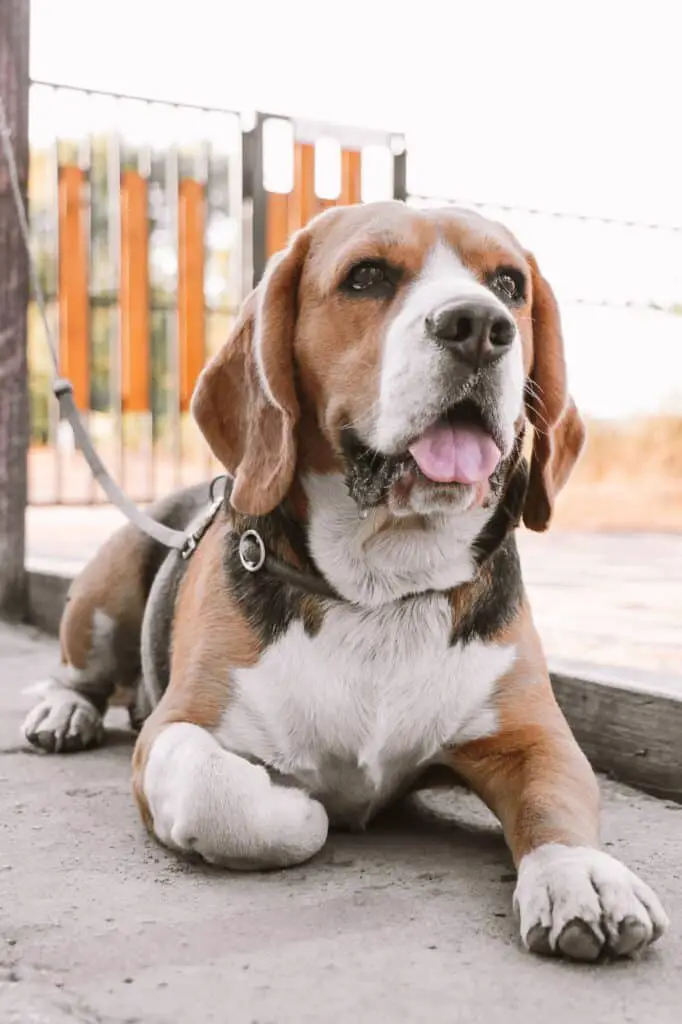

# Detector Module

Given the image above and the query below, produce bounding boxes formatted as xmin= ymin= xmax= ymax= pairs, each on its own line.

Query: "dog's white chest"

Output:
xmin=217 ymin=596 xmax=514 ymax=824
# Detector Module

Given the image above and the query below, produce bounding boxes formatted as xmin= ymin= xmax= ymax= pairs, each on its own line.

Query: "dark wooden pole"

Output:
xmin=0 ymin=0 xmax=30 ymax=620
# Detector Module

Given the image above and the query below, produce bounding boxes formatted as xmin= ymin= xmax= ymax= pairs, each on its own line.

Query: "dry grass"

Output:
xmin=553 ymin=415 xmax=682 ymax=531
xmin=575 ymin=416 xmax=682 ymax=481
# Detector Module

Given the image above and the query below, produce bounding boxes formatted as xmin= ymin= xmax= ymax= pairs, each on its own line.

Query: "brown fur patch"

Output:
xmin=131 ymin=517 xmax=261 ymax=830
xmin=447 ymin=603 xmax=599 ymax=864
xmin=59 ymin=523 xmax=148 ymax=676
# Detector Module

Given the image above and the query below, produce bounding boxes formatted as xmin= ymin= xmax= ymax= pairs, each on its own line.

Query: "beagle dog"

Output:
xmin=23 ymin=202 xmax=668 ymax=962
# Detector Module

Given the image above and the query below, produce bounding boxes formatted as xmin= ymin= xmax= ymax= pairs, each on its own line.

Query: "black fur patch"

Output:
xmin=473 ymin=453 xmax=529 ymax=568
xmin=223 ymin=493 xmax=331 ymax=646
xmin=448 ymin=436 xmax=527 ymax=646
xmin=447 ymin=535 xmax=523 ymax=646
xmin=341 ymin=428 xmax=408 ymax=509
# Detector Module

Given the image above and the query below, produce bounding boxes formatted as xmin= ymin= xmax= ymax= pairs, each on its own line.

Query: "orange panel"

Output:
xmin=58 ymin=165 xmax=89 ymax=410
xmin=120 ymin=170 xmax=150 ymax=413
xmin=178 ymin=179 xmax=205 ymax=413
xmin=289 ymin=142 xmax=318 ymax=233
xmin=266 ymin=191 xmax=290 ymax=259
xmin=340 ymin=149 xmax=362 ymax=205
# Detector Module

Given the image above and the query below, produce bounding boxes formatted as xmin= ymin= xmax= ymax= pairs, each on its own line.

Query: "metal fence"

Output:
xmin=27 ymin=81 xmax=681 ymax=505
xmin=27 ymin=82 xmax=406 ymax=504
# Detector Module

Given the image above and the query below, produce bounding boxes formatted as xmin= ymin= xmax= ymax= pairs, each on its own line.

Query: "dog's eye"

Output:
xmin=348 ymin=262 xmax=386 ymax=290
xmin=489 ymin=268 xmax=526 ymax=304
xmin=342 ymin=260 xmax=394 ymax=296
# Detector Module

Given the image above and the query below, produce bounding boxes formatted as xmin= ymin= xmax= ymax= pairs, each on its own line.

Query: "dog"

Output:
xmin=23 ymin=201 xmax=668 ymax=961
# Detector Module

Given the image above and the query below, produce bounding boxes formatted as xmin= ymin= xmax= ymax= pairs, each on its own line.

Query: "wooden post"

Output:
xmin=0 ymin=0 xmax=30 ymax=620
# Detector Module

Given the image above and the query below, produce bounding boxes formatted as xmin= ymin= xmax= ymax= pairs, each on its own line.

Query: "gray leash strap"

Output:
xmin=1 ymin=96 xmax=186 ymax=553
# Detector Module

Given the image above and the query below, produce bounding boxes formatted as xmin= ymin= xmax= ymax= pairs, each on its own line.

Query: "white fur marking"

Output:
xmin=219 ymin=597 xmax=514 ymax=827
xmin=498 ymin=331 xmax=525 ymax=451
xmin=304 ymin=473 xmax=489 ymax=605
xmin=373 ymin=242 xmax=524 ymax=456
xmin=514 ymin=844 xmax=669 ymax=959
xmin=143 ymin=722 xmax=328 ymax=868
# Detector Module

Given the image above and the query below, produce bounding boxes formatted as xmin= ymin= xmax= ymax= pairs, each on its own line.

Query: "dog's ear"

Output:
xmin=523 ymin=253 xmax=586 ymax=532
xmin=192 ymin=229 xmax=311 ymax=516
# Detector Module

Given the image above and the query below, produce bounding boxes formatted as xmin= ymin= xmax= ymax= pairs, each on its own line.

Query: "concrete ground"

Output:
xmin=1 ymin=622 xmax=681 ymax=1024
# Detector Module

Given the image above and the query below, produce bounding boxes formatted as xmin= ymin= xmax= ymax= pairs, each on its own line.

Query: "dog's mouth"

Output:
xmin=406 ymin=400 xmax=502 ymax=486
xmin=342 ymin=399 xmax=504 ymax=510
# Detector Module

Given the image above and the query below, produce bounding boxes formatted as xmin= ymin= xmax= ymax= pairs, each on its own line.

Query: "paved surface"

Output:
xmin=1 ymin=621 xmax=681 ymax=1024
xmin=26 ymin=505 xmax=682 ymax=678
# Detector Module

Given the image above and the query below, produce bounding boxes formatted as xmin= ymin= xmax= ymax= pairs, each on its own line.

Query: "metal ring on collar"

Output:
xmin=238 ymin=529 xmax=266 ymax=572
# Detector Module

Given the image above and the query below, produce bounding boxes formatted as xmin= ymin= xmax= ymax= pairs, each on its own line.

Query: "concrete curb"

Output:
xmin=25 ymin=564 xmax=682 ymax=804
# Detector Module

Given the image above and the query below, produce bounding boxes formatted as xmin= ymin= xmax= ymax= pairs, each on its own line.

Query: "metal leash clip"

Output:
xmin=180 ymin=496 xmax=225 ymax=560
xmin=180 ymin=476 xmax=228 ymax=560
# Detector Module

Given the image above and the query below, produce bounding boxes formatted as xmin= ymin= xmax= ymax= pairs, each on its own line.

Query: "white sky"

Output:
xmin=29 ymin=0 xmax=682 ymax=417
xmin=30 ymin=0 xmax=681 ymax=223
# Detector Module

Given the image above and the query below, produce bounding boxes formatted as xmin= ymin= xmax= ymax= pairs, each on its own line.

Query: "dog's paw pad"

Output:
xmin=612 ymin=916 xmax=650 ymax=957
xmin=525 ymin=924 xmax=552 ymax=956
xmin=557 ymin=919 xmax=603 ymax=961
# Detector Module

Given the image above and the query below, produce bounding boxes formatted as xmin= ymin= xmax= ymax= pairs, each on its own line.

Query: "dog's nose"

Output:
xmin=426 ymin=300 xmax=516 ymax=367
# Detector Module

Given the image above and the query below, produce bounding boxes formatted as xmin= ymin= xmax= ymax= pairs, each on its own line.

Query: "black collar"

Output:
xmin=192 ymin=444 xmax=528 ymax=604
xmin=182 ymin=475 xmax=341 ymax=600
xmin=236 ymin=526 xmax=339 ymax=600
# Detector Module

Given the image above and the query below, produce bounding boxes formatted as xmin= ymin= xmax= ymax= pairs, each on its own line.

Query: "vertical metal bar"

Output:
xmin=393 ymin=149 xmax=407 ymax=202
xmin=81 ymin=127 xmax=96 ymax=503
xmin=120 ymin=169 xmax=150 ymax=415
xmin=139 ymin=128 xmax=153 ymax=503
xmin=228 ymin=115 xmax=245 ymax=304
xmin=243 ymin=114 xmax=266 ymax=286
xmin=201 ymin=135 xmax=212 ymax=479
xmin=148 ymin=122 xmax=170 ymax=502
xmin=166 ymin=137 xmax=181 ymax=490
xmin=50 ymin=120 xmax=62 ymax=503
xmin=107 ymin=124 xmax=123 ymax=497
xmin=266 ymin=192 xmax=289 ymax=258
xmin=177 ymin=176 xmax=205 ymax=413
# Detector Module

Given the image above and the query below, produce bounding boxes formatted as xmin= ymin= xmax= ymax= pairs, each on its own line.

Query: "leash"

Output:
xmin=0 ymin=96 xmax=196 ymax=555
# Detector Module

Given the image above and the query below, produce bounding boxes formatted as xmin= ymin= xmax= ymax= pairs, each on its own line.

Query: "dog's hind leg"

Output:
xmin=22 ymin=526 xmax=149 ymax=752
xmin=22 ymin=484 xmax=211 ymax=753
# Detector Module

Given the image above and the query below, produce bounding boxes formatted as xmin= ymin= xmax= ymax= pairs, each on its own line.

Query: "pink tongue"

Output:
xmin=408 ymin=422 xmax=501 ymax=485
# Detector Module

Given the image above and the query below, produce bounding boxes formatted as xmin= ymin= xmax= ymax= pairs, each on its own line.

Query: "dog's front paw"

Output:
xmin=22 ymin=688 xmax=104 ymax=753
xmin=514 ymin=844 xmax=669 ymax=961
xmin=144 ymin=723 xmax=329 ymax=870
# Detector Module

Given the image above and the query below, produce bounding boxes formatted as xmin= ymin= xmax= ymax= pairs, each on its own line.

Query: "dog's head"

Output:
xmin=193 ymin=202 xmax=584 ymax=533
